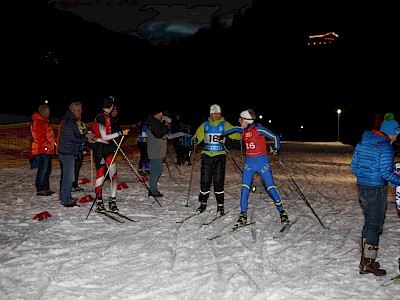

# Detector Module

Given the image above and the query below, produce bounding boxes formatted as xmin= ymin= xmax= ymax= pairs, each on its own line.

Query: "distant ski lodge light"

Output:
xmin=307 ymin=32 xmax=339 ymax=46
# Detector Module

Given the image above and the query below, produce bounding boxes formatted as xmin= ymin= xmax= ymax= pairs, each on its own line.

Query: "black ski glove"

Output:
xmin=217 ymin=134 xmax=226 ymax=143
xmin=269 ymin=145 xmax=278 ymax=155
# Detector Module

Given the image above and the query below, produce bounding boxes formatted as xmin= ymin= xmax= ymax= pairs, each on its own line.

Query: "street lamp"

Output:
xmin=337 ymin=108 xmax=342 ymax=142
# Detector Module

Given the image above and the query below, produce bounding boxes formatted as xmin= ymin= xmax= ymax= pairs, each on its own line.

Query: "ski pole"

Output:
xmin=185 ymin=143 xmax=197 ymax=207
xmin=112 ymin=139 xmax=162 ymax=207
xmin=86 ymin=136 xmax=125 ymax=219
xmin=273 ymin=154 xmax=328 ymax=229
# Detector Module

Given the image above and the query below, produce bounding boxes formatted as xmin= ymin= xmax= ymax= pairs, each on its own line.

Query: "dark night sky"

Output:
xmin=4 ymin=1 xmax=398 ymax=145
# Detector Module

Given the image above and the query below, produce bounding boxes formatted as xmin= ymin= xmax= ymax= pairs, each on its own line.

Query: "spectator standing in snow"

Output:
xmin=58 ymin=102 xmax=96 ymax=207
xmin=350 ymin=117 xmax=400 ymax=276
xmin=191 ymin=104 xmax=241 ymax=216
xmin=30 ymin=104 xmax=56 ymax=196
xmin=136 ymin=118 xmax=150 ymax=176
xmin=147 ymin=109 xmax=171 ymax=197
xmin=218 ymin=109 xmax=290 ymax=228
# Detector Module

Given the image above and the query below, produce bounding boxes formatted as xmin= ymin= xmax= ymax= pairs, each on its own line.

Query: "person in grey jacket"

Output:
xmin=58 ymin=102 xmax=96 ymax=207
xmin=350 ymin=117 xmax=400 ymax=276
xmin=147 ymin=109 xmax=171 ymax=197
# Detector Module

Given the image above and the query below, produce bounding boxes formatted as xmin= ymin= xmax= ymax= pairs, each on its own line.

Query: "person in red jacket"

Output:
xmin=219 ymin=109 xmax=290 ymax=229
xmin=30 ymin=104 xmax=56 ymax=196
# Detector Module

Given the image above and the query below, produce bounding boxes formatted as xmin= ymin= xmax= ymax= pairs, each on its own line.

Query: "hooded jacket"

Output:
xmin=30 ymin=112 xmax=55 ymax=156
xmin=350 ymin=130 xmax=400 ymax=186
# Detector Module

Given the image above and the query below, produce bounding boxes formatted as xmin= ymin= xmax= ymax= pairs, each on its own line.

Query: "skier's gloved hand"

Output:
xmin=192 ymin=137 xmax=198 ymax=145
xmin=217 ymin=134 xmax=226 ymax=143
xmin=269 ymin=145 xmax=278 ymax=155
xmin=119 ymin=129 xmax=130 ymax=136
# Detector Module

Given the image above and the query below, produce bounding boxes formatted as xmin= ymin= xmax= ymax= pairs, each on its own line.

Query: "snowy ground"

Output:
xmin=0 ymin=141 xmax=399 ymax=300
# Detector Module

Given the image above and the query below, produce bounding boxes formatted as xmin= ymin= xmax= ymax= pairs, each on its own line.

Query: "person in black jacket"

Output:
xmin=58 ymin=102 xmax=96 ymax=207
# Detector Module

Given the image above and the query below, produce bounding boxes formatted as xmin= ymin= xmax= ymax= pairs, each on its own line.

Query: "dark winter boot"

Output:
xmin=197 ymin=202 xmax=207 ymax=213
xmin=234 ymin=211 xmax=247 ymax=229
xmin=359 ymin=243 xmax=386 ymax=276
xmin=279 ymin=210 xmax=290 ymax=226
xmin=359 ymin=238 xmax=380 ymax=270
xmin=96 ymin=199 xmax=106 ymax=213
xmin=109 ymin=197 xmax=119 ymax=212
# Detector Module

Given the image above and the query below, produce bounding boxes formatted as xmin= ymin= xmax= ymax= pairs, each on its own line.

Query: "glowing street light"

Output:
xmin=337 ymin=108 xmax=342 ymax=142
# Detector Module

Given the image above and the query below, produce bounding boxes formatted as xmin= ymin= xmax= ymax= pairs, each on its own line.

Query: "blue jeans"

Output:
xmin=149 ymin=158 xmax=163 ymax=193
xmin=59 ymin=153 xmax=76 ymax=205
xmin=35 ymin=153 xmax=52 ymax=192
xmin=358 ymin=185 xmax=387 ymax=246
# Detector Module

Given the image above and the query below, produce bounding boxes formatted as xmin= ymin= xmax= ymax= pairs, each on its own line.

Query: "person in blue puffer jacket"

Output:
xmin=350 ymin=117 xmax=400 ymax=277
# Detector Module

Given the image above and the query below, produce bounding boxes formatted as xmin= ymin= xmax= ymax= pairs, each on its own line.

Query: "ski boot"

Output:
xmin=197 ymin=202 xmax=207 ymax=213
xmin=216 ymin=204 xmax=225 ymax=217
xmin=234 ymin=212 xmax=247 ymax=229
xmin=280 ymin=210 xmax=290 ymax=226
xmin=109 ymin=197 xmax=119 ymax=212
xmin=96 ymin=199 xmax=106 ymax=213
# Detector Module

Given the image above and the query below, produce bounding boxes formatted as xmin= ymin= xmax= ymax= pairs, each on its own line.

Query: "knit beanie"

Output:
xmin=103 ymin=96 xmax=115 ymax=108
xmin=380 ymin=119 xmax=400 ymax=136
xmin=152 ymin=108 xmax=163 ymax=116
xmin=210 ymin=104 xmax=221 ymax=114
xmin=38 ymin=104 xmax=49 ymax=114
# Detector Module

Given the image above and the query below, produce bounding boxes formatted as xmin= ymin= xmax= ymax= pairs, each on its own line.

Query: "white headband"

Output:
xmin=240 ymin=110 xmax=254 ymax=124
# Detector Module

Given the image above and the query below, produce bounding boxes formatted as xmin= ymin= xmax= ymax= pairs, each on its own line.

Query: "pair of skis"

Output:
xmin=175 ymin=210 xmax=228 ymax=226
xmin=208 ymin=220 xmax=295 ymax=240
xmin=96 ymin=210 xmax=140 ymax=223
xmin=177 ymin=211 xmax=294 ymax=240
xmin=207 ymin=221 xmax=256 ymax=240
